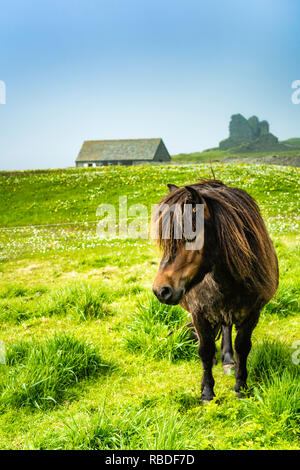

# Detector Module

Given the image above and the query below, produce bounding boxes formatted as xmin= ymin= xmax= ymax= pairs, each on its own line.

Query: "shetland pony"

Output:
xmin=152 ymin=180 xmax=278 ymax=401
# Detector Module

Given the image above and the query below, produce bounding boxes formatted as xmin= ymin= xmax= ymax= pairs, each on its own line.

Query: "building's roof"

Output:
xmin=76 ymin=138 xmax=169 ymax=162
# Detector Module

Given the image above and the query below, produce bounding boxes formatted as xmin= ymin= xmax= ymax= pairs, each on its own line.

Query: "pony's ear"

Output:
xmin=167 ymin=183 xmax=179 ymax=193
xmin=185 ymin=185 xmax=210 ymax=219
xmin=185 ymin=185 xmax=200 ymax=202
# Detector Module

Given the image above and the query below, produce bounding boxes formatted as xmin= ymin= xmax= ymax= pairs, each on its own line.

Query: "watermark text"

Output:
xmin=96 ymin=196 xmax=204 ymax=250
xmin=291 ymin=80 xmax=300 ymax=104
xmin=0 ymin=80 xmax=6 ymax=104
xmin=0 ymin=341 xmax=5 ymax=364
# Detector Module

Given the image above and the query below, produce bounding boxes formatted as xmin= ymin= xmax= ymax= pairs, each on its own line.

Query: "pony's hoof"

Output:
xmin=201 ymin=392 xmax=215 ymax=403
xmin=235 ymin=391 xmax=245 ymax=399
xmin=201 ymin=397 xmax=213 ymax=404
xmin=223 ymin=363 xmax=235 ymax=375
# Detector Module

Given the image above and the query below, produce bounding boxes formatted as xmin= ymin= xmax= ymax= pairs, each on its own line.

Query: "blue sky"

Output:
xmin=0 ymin=0 xmax=299 ymax=170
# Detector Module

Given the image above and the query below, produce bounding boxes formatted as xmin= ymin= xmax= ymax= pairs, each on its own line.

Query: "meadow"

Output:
xmin=172 ymin=149 xmax=300 ymax=168
xmin=0 ymin=162 xmax=299 ymax=450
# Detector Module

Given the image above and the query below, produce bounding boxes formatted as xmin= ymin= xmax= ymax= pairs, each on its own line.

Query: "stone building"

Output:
xmin=75 ymin=138 xmax=171 ymax=167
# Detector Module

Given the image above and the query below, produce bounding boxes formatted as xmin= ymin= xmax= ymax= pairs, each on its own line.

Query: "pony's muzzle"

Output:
xmin=152 ymin=285 xmax=184 ymax=305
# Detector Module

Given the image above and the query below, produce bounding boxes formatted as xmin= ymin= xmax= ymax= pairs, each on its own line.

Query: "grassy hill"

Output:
xmin=0 ymin=163 xmax=299 ymax=449
xmin=172 ymin=148 xmax=300 ymax=166
xmin=281 ymin=137 xmax=300 ymax=148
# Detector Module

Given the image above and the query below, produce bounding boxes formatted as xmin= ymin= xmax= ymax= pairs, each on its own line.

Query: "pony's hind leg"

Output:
xmin=221 ymin=325 xmax=235 ymax=374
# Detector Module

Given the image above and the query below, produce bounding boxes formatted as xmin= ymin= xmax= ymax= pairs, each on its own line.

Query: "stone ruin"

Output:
xmin=219 ymin=114 xmax=289 ymax=152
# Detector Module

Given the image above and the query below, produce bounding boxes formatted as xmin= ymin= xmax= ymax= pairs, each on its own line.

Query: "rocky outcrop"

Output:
xmin=219 ymin=114 xmax=290 ymax=153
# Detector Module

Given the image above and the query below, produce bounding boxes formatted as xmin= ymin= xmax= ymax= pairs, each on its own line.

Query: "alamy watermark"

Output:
xmin=0 ymin=80 xmax=6 ymax=104
xmin=0 ymin=341 xmax=5 ymax=364
xmin=96 ymin=196 xmax=204 ymax=250
xmin=292 ymin=341 xmax=300 ymax=365
xmin=291 ymin=80 xmax=300 ymax=104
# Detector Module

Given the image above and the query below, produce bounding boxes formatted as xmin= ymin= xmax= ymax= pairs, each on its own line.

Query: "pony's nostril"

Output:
xmin=160 ymin=286 xmax=172 ymax=300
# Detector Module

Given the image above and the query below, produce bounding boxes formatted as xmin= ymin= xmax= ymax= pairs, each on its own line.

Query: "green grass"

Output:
xmin=248 ymin=339 xmax=299 ymax=383
xmin=0 ymin=162 xmax=299 ymax=449
xmin=33 ymin=403 xmax=199 ymax=450
xmin=262 ymin=282 xmax=299 ymax=318
xmin=246 ymin=341 xmax=299 ymax=441
xmin=0 ymin=333 xmax=111 ymax=409
xmin=0 ymin=281 xmax=144 ymax=323
xmin=39 ymin=283 xmax=114 ymax=321
xmin=124 ymin=295 xmax=198 ymax=362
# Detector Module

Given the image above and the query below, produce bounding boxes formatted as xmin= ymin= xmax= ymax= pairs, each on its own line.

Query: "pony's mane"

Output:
xmin=153 ymin=179 xmax=278 ymax=295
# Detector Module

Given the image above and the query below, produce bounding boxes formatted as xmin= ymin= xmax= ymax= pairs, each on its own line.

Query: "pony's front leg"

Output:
xmin=193 ymin=314 xmax=216 ymax=402
xmin=221 ymin=325 xmax=235 ymax=374
xmin=234 ymin=311 xmax=260 ymax=397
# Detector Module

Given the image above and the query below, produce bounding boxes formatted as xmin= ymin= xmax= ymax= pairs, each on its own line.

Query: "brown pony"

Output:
xmin=152 ymin=179 xmax=278 ymax=401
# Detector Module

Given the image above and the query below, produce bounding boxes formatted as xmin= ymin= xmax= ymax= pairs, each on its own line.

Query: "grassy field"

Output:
xmin=0 ymin=162 xmax=299 ymax=449
xmin=172 ymin=148 xmax=300 ymax=166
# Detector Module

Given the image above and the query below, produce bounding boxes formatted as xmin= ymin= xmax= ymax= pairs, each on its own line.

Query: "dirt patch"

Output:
xmin=222 ymin=154 xmax=300 ymax=167
xmin=18 ymin=264 xmax=42 ymax=273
